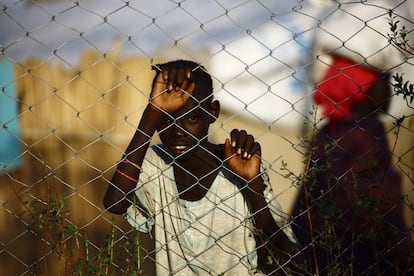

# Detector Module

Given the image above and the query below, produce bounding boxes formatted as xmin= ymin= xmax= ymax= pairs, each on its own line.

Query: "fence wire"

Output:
xmin=1 ymin=0 xmax=414 ymax=275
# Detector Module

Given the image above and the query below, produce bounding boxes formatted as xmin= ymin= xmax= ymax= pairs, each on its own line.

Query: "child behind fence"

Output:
xmin=103 ymin=60 xmax=294 ymax=275
xmin=291 ymin=54 xmax=413 ymax=274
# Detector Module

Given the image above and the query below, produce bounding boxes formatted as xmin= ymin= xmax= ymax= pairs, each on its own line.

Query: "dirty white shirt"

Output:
xmin=126 ymin=145 xmax=293 ymax=276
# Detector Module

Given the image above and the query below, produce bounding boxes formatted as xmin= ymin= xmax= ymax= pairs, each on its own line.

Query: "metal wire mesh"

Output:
xmin=1 ymin=0 xmax=413 ymax=275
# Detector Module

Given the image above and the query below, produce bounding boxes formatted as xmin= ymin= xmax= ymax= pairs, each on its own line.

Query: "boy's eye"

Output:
xmin=188 ymin=115 xmax=198 ymax=122
xmin=163 ymin=116 xmax=172 ymax=124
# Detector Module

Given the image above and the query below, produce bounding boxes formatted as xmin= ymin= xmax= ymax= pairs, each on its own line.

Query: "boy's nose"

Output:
xmin=170 ymin=122 xmax=185 ymax=136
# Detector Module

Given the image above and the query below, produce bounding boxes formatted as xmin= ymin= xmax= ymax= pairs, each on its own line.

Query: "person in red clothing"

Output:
xmin=291 ymin=54 xmax=413 ymax=275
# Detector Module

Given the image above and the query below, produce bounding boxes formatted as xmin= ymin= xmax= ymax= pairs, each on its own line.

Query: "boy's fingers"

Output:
xmin=181 ymin=78 xmax=190 ymax=92
xmin=224 ymin=138 xmax=234 ymax=159
xmin=249 ymin=142 xmax=261 ymax=158
xmin=242 ymin=134 xmax=255 ymax=158
xmin=167 ymin=69 xmax=178 ymax=91
xmin=174 ymin=69 xmax=184 ymax=91
xmin=185 ymin=68 xmax=192 ymax=79
xmin=165 ymin=68 xmax=192 ymax=92
xmin=228 ymin=129 xmax=262 ymax=159
xmin=151 ymin=72 xmax=167 ymax=97
xmin=186 ymin=81 xmax=196 ymax=96
xmin=154 ymin=70 xmax=167 ymax=85
xmin=235 ymin=130 xmax=247 ymax=154
xmin=161 ymin=70 xmax=168 ymax=81
xmin=177 ymin=68 xmax=192 ymax=92
xmin=180 ymin=82 xmax=196 ymax=104
xmin=177 ymin=69 xmax=186 ymax=84
xmin=230 ymin=129 xmax=239 ymax=148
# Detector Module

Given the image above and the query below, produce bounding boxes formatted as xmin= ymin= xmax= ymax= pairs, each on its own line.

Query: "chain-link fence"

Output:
xmin=1 ymin=0 xmax=414 ymax=275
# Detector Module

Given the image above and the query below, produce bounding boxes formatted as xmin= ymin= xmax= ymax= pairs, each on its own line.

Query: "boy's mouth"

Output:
xmin=170 ymin=145 xmax=189 ymax=155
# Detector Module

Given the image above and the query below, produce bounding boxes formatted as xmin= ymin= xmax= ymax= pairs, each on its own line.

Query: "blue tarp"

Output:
xmin=0 ymin=59 xmax=22 ymax=172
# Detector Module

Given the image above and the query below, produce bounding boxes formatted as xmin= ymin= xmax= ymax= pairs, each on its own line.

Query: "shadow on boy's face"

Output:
xmin=157 ymin=94 xmax=219 ymax=160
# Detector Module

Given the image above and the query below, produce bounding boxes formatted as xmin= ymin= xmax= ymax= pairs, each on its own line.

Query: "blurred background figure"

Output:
xmin=291 ymin=0 xmax=414 ymax=274
xmin=292 ymin=54 xmax=412 ymax=274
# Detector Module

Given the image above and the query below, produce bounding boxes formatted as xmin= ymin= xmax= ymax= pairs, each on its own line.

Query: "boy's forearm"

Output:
xmin=244 ymin=178 xmax=291 ymax=266
xmin=103 ymin=105 xmax=163 ymax=214
xmin=244 ymin=178 xmax=272 ymax=228
xmin=123 ymin=105 xmax=163 ymax=161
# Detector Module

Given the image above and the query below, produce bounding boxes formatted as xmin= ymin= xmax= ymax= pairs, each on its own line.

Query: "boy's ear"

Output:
xmin=209 ymin=100 xmax=220 ymax=123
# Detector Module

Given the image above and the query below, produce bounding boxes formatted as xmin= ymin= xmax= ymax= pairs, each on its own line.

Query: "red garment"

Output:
xmin=314 ymin=55 xmax=379 ymax=120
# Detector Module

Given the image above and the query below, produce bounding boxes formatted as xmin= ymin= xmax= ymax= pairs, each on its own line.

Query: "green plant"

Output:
xmin=388 ymin=9 xmax=414 ymax=108
xmin=285 ymin=99 xmax=414 ymax=275
xmin=9 ymin=167 xmax=144 ymax=275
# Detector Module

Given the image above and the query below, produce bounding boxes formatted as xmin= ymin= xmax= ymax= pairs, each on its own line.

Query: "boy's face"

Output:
xmin=157 ymin=86 xmax=219 ymax=160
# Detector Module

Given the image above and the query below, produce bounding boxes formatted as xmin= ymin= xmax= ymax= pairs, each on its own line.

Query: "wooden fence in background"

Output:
xmin=1 ymin=50 xmax=157 ymax=275
xmin=1 ymin=48 xmax=413 ymax=274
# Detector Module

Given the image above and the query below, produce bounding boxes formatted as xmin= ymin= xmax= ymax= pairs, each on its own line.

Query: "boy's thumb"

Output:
xmin=224 ymin=138 xmax=232 ymax=159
